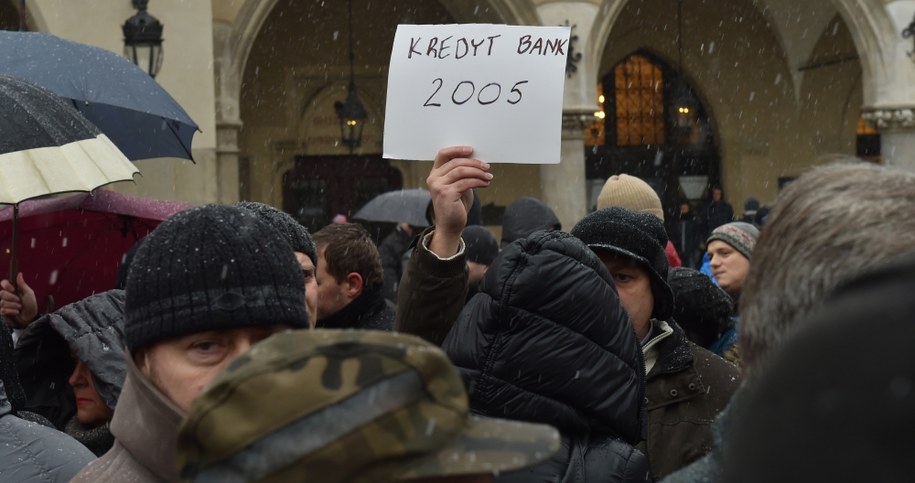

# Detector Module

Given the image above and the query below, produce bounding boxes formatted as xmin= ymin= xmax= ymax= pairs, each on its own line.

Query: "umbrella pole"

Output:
xmin=9 ymin=205 xmax=18 ymax=291
xmin=18 ymin=0 xmax=26 ymax=31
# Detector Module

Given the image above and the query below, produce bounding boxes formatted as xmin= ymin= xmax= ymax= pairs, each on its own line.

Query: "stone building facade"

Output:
xmin=7 ymin=0 xmax=915 ymax=231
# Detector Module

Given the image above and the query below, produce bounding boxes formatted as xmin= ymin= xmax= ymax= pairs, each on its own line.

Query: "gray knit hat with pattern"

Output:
xmin=707 ymin=222 xmax=759 ymax=260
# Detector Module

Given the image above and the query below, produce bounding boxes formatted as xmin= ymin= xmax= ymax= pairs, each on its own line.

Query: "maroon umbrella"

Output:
xmin=0 ymin=189 xmax=190 ymax=310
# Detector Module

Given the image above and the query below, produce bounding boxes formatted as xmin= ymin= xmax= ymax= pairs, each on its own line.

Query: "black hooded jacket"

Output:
xmin=500 ymin=197 xmax=561 ymax=247
xmin=443 ymin=231 xmax=651 ymax=482
xmin=16 ymin=290 xmax=127 ymax=440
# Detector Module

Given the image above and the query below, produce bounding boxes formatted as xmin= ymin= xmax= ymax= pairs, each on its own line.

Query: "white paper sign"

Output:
xmin=383 ymin=24 xmax=570 ymax=164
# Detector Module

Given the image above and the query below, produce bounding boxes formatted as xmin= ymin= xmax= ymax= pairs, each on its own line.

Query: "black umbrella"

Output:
xmin=0 ymin=31 xmax=198 ymax=161
xmin=0 ymin=75 xmax=137 ymax=290
xmin=353 ymin=188 xmax=431 ymax=228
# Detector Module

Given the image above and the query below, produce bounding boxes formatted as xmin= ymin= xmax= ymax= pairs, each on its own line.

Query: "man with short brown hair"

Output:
xmin=312 ymin=222 xmax=394 ymax=331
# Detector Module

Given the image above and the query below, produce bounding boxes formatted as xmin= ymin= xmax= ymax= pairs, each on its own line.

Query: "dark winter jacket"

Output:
xmin=669 ymin=212 xmax=702 ymax=268
xmin=703 ymin=201 xmax=733 ymax=238
xmin=0 ymin=380 xmax=96 ymax=482
xmin=660 ymin=400 xmax=734 ymax=483
xmin=0 ymin=318 xmax=26 ymax=412
xmin=500 ymin=197 xmax=561 ymax=247
xmin=443 ymin=231 xmax=651 ymax=482
xmin=641 ymin=322 xmax=740 ymax=479
xmin=16 ymin=289 xmax=127 ymax=431
xmin=317 ymin=285 xmax=394 ymax=331
xmin=0 ymin=324 xmax=95 ymax=482
xmin=379 ymin=225 xmax=413 ymax=303
xmin=395 ymin=227 xmax=469 ymax=345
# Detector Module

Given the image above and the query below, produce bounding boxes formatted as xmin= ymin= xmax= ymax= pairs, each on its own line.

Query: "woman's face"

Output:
xmin=68 ymin=359 xmax=113 ymax=427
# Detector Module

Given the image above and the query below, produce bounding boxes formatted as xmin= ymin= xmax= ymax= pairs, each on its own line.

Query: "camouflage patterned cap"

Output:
xmin=176 ymin=329 xmax=560 ymax=482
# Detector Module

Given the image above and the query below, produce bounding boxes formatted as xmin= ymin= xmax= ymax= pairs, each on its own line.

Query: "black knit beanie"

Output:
xmin=571 ymin=207 xmax=674 ymax=321
xmin=236 ymin=201 xmax=317 ymax=265
xmin=501 ymin=197 xmax=561 ymax=247
xmin=125 ymin=204 xmax=309 ymax=351
xmin=462 ymin=225 xmax=499 ymax=265
xmin=668 ymin=267 xmax=734 ymax=347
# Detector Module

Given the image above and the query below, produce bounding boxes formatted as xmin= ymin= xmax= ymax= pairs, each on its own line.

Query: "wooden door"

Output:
xmin=282 ymin=155 xmax=402 ymax=232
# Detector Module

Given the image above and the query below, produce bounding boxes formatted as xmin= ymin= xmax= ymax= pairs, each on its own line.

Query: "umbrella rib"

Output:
xmin=166 ymin=119 xmax=195 ymax=160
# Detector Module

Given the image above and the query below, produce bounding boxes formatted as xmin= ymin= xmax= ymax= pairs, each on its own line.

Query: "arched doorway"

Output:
xmin=586 ymin=51 xmax=720 ymax=223
xmin=236 ymin=0 xmax=456 ymax=217
xmin=1 ymin=0 xmax=21 ymax=30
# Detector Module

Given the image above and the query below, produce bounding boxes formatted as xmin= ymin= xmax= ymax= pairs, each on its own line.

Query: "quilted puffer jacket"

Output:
xmin=443 ymin=230 xmax=651 ymax=482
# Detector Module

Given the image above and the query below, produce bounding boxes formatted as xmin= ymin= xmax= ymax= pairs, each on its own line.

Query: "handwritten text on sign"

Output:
xmin=383 ymin=24 xmax=570 ymax=164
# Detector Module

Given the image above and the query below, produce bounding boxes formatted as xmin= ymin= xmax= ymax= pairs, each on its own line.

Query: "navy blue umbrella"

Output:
xmin=0 ymin=31 xmax=198 ymax=161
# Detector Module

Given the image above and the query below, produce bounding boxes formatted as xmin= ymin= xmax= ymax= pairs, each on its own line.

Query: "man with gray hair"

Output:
xmin=739 ymin=161 xmax=915 ymax=379
xmin=664 ymin=160 xmax=915 ymax=482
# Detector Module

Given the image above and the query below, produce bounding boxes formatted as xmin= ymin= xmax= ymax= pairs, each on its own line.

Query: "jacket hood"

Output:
xmin=500 ymin=197 xmax=561 ymax=246
xmin=444 ymin=231 xmax=646 ymax=445
xmin=26 ymin=289 xmax=127 ymax=410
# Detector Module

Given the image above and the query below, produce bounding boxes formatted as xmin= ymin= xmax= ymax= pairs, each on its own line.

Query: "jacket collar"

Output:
xmin=642 ymin=319 xmax=674 ymax=375
xmin=647 ymin=320 xmax=695 ymax=379
xmin=317 ymin=285 xmax=386 ymax=329
xmin=109 ymin=353 xmax=184 ymax=482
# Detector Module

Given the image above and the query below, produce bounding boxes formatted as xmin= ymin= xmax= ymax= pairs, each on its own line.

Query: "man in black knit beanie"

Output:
xmin=236 ymin=201 xmax=319 ymax=326
xmin=73 ymin=204 xmax=309 ymax=483
xmin=571 ymin=207 xmax=740 ymax=479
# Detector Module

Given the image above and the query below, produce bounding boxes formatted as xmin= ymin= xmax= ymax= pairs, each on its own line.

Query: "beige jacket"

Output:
xmin=71 ymin=355 xmax=184 ymax=482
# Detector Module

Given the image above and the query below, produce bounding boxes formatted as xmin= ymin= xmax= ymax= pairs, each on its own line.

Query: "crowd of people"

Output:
xmin=1 ymin=146 xmax=914 ymax=482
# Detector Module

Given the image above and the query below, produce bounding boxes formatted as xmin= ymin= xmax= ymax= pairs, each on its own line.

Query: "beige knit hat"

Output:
xmin=596 ymin=174 xmax=665 ymax=221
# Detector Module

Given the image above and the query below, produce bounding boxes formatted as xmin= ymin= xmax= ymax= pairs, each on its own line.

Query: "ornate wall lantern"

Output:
xmin=334 ymin=0 xmax=367 ymax=152
xmin=123 ymin=0 xmax=164 ymax=78
xmin=903 ymin=12 xmax=915 ymax=62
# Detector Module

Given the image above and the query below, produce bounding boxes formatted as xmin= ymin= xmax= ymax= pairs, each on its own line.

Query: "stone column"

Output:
xmin=534 ymin=1 xmax=603 ymax=229
xmin=216 ymin=120 xmax=243 ymax=203
xmin=540 ymin=110 xmax=592 ymax=229
xmin=213 ymin=21 xmax=243 ymax=204
xmin=863 ymin=107 xmax=915 ymax=172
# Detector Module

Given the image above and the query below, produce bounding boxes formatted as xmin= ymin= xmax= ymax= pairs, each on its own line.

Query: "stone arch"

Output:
xmin=828 ymin=0 xmax=898 ymax=107
xmin=590 ymin=0 xmax=898 ymax=108
xmin=216 ymin=0 xmax=538 ymax=126
xmin=588 ymin=1 xmax=631 ymax=91
xmin=213 ymin=0 xmax=280 ymax=124
xmin=218 ymin=0 xmax=543 ymax=204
